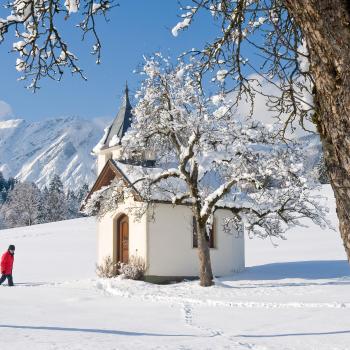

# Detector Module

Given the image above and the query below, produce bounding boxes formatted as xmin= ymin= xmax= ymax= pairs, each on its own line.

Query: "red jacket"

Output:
xmin=1 ymin=251 xmax=14 ymax=275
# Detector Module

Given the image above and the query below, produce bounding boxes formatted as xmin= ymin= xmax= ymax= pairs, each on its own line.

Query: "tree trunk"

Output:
xmin=284 ymin=0 xmax=350 ymax=260
xmin=196 ymin=221 xmax=214 ymax=286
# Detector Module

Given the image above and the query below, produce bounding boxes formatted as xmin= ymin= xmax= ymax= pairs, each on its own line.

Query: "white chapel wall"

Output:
xmin=147 ymin=204 xmax=245 ymax=277
xmin=97 ymin=152 xmax=112 ymax=174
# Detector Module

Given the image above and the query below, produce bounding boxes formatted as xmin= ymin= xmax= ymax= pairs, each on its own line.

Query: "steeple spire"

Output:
xmin=100 ymin=84 xmax=133 ymax=150
xmin=125 ymin=81 xmax=129 ymax=95
xmin=124 ymin=81 xmax=130 ymax=107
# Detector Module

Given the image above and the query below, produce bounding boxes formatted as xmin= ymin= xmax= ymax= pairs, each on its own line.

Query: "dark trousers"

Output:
xmin=0 ymin=274 xmax=14 ymax=286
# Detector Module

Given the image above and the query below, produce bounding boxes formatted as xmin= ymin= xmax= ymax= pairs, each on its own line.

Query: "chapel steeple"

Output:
xmin=95 ymin=83 xmax=155 ymax=174
xmin=101 ymin=83 xmax=133 ymax=150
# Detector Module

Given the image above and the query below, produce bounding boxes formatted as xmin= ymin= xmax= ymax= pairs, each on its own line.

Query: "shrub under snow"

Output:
xmin=118 ymin=256 xmax=147 ymax=280
xmin=96 ymin=256 xmax=117 ymax=278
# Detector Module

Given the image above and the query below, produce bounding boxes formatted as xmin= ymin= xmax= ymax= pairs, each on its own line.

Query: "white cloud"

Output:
xmin=0 ymin=100 xmax=13 ymax=120
xmin=92 ymin=116 xmax=112 ymax=130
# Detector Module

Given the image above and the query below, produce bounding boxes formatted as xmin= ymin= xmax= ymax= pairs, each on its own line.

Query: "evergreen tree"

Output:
xmin=6 ymin=177 xmax=16 ymax=191
xmin=77 ymin=184 xmax=89 ymax=204
xmin=37 ymin=186 xmax=50 ymax=224
xmin=0 ymin=174 xmax=16 ymax=204
xmin=49 ymin=174 xmax=64 ymax=194
xmin=66 ymin=184 xmax=90 ymax=219
xmin=45 ymin=175 xmax=68 ymax=222
xmin=66 ymin=189 xmax=79 ymax=219
xmin=0 ymin=188 xmax=7 ymax=204
xmin=0 ymin=172 xmax=5 ymax=193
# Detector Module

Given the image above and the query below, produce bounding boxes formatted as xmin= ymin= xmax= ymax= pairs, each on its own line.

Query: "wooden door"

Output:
xmin=118 ymin=216 xmax=129 ymax=263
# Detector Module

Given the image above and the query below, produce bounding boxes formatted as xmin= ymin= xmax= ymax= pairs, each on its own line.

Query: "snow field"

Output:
xmin=0 ymin=185 xmax=349 ymax=349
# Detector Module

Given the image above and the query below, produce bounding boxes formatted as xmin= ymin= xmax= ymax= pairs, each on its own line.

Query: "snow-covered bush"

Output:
xmin=118 ymin=256 xmax=147 ymax=280
xmin=96 ymin=256 xmax=117 ymax=278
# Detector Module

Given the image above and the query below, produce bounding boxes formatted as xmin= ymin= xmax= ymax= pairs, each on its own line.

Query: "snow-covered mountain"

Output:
xmin=298 ymin=133 xmax=323 ymax=171
xmin=0 ymin=116 xmax=104 ymax=189
xmin=0 ymin=115 xmax=324 ymax=191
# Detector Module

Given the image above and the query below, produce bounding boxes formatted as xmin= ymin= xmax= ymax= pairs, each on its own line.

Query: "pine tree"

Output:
xmin=66 ymin=189 xmax=79 ymax=219
xmin=45 ymin=175 xmax=68 ymax=222
xmin=77 ymin=184 xmax=89 ymax=204
xmin=37 ymin=186 xmax=50 ymax=224
xmin=0 ymin=188 xmax=7 ymax=204
xmin=49 ymin=174 xmax=64 ymax=194
xmin=0 ymin=172 xmax=5 ymax=193
xmin=6 ymin=177 xmax=16 ymax=191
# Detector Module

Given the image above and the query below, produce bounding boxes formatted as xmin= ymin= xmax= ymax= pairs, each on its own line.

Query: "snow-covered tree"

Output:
xmin=49 ymin=174 xmax=64 ymax=193
xmin=0 ymin=184 xmax=7 ymax=204
xmin=0 ymin=172 xmax=5 ymax=193
xmin=0 ymin=175 xmax=16 ymax=204
xmin=171 ymin=0 xmax=350 ymax=265
xmin=37 ymin=186 xmax=50 ymax=223
xmin=66 ymin=189 xmax=78 ymax=219
xmin=2 ymin=182 xmax=41 ymax=227
xmin=84 ymin=57 xmax=329 ymax=286
xmin=77 ymin=183 xmax=90 ymax=205
xmin=66 ymin=184 xmax=90 ymax=218
xmin=45 ymin=175 xmax=68 ymax=222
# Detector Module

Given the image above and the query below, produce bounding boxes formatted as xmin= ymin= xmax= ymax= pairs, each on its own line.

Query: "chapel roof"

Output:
xmin=82 ymin=158 xmax=234 ymax=211
xmin=101 ymin=84 xmax=133 ymax=149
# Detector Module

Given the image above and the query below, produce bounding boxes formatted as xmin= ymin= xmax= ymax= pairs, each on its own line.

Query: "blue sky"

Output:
xmin=0 ymin=0 xmax=217 ymax=122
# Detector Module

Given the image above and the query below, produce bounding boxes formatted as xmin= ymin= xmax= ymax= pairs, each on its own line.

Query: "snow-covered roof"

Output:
xmin=99 ymin=85 xmax=133 ymax=151
xmin=114 ymin=160 xmax=188 ymax=202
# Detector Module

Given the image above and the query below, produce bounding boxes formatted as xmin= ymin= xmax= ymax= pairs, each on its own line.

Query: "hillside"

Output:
xmin=0 ymin=117 xmax=104 ymax=189
xmin=0 ymin=185 xmax=349 ymax=350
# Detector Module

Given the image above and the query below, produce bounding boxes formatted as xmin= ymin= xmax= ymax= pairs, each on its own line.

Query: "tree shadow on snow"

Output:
xmin=0 ymin=325 xmax=208 ymax=338
xmin=238 ymin=329 xmax=350 ymax=337
xmin=13 ymin=282 xmax=47 ymax=287
xmin=217 ymin=260 xmax=350 ymax=288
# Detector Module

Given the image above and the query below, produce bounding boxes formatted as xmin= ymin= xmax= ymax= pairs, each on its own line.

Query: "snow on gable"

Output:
xmin=108 ymin=134 xmax=120 ymax=148
xmin=92 ymin=125 xmax=111 ymax=154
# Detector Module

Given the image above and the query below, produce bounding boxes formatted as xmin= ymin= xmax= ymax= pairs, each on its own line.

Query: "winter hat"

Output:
xmin=8 ymin=245 xmax=15 ymax=251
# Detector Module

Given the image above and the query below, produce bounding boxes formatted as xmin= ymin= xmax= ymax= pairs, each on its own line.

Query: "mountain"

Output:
xmin=0 ymin=116 xmax=104 ymax=189
xmin=298 ymin=133 xmax=323 ymax=172
xmin=0 ymin=115 xmax=325 ymax=190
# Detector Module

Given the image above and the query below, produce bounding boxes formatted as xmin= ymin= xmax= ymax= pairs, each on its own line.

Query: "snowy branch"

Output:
xmin=173 ymin=0 xmax=314 ymax=137
xmin=0 ymin=0 xmax=115 ymax=90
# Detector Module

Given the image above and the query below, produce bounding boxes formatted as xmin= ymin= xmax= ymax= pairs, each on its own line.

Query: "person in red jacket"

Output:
xmin=0 ymin=245 xmax=15 ymax=287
